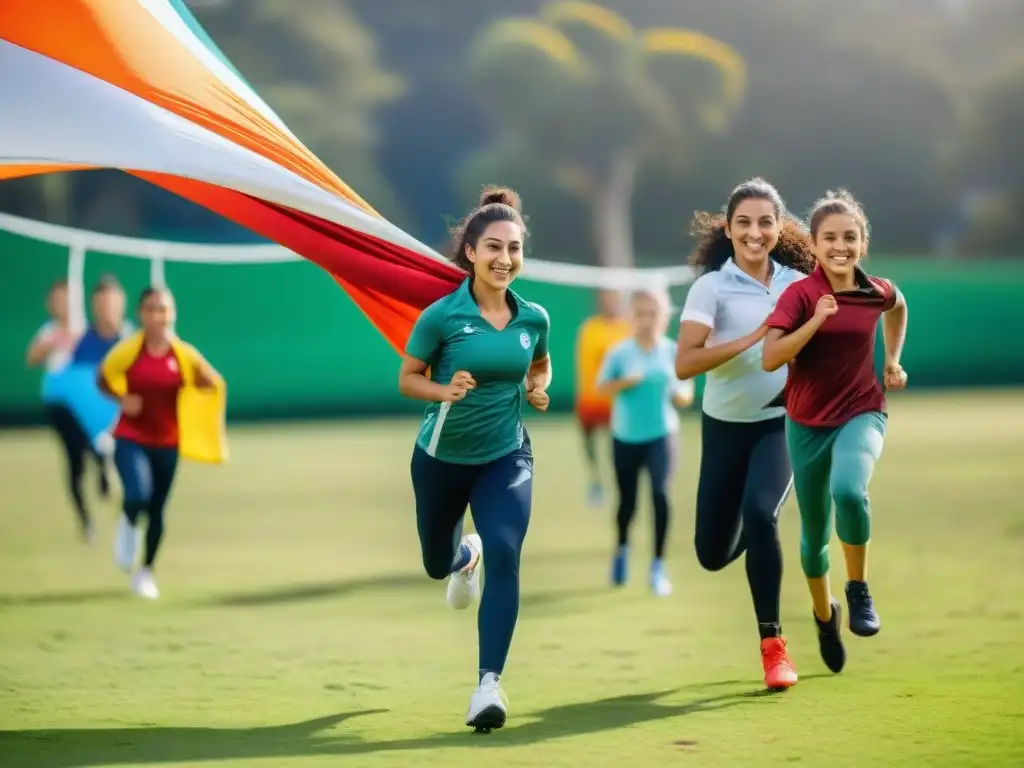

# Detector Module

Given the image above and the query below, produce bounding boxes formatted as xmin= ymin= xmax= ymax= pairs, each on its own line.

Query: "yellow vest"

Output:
xmin=100 ymin=332 xmax=228 ymax=464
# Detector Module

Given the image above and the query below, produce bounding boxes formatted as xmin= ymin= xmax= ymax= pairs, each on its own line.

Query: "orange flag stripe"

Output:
xmin=1 ymin=0 xmax=378 ymax=216
xmin=0 ymin=163 xmax=93 ymax=180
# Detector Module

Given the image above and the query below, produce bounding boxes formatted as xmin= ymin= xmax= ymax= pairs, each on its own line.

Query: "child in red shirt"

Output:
xmin=763 ymin=190 xmax=909 ymax=675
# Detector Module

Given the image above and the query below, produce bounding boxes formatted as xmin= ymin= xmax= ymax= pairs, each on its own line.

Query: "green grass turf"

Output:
xmin=1 ymin=391 xmax=1022 ymax=767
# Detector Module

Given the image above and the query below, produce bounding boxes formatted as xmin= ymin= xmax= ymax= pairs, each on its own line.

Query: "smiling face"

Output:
xmin=724 ymin=197 xmax=781 ymax=269
xmin=812 ymin=212 xmax=866 ymax=279
xmin=465 ymin=220 xmax=524 ymax=291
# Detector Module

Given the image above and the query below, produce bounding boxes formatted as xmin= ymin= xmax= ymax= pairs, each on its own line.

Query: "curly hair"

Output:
xmin=448 ymin=185 xmax=527 ymax=273
xmin=808 ymin=188 xmax=870 ymax=249
xmin=688 ymin=177 xmax=816 ymax=275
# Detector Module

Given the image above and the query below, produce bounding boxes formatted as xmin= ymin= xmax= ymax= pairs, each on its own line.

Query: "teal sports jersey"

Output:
xmin=405 ymin=279 xmax=550 ymax=465
xmin=597 ymin=336 xmax=692 ymax=443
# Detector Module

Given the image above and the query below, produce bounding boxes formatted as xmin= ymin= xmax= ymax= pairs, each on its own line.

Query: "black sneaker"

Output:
xmin=846 ymin=580 xmax=881 ymax=637
xmin=815 ymin=598 xmax=846 ymax=674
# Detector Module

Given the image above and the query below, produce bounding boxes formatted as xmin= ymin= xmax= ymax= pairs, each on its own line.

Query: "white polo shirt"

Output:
xmin=680 ymin=258 xmax=807 ymax=423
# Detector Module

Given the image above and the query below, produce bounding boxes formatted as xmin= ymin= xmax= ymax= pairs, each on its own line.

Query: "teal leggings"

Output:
xmin=785 ymin=412 xmax=887 ymax=579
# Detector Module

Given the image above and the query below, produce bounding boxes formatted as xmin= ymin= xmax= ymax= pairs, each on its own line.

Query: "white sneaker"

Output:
xmin=131 ymin=568 xmax=160 ymax=600
xmin=114 ymin=514 xmax=139 ymax=573
xmin=465 ymin=672 xmax=508 ymax=732
xmin=650 ymin=560 xmax=673 ymax=598
xmin=446 ymin=533 xmax=482 ymax=610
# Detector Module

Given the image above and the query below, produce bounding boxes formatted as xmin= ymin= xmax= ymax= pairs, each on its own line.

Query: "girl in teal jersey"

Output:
xmin=597 ymin=288 xmax=694 ymax=597
xmin=398 ymin=186 xmax=551 ymax=732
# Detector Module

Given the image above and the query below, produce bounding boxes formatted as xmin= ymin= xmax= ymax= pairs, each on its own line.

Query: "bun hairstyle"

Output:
xmin=449 ymin=185 xmax=527 ymax=273
xmin=689 ymin=177 xmax=816 ymax=276
xmin=808 ymin=188 xmax=870 ymax=248
xmin=478 ymin=186 xmax=522 ymax=211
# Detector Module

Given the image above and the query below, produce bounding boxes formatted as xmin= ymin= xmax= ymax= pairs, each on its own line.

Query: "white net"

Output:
xmin=0 ymin=211 xmax=697 ymax=311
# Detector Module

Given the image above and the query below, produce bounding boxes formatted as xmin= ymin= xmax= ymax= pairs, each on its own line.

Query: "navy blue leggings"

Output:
xmin=46 ymin=404 xmax=105 ymax=529
xmin=411 ymin=441 xmax=533 ymax=677
xmin=114 ymin=439 xmax=179 ymax=568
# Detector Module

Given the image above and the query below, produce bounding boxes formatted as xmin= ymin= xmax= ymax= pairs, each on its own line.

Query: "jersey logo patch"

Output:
xmin=167 ymin=358 xmax=179 ymax=373
xmin=462 ymin=324 xmax=476 ymax=334
xmin=519 ymin=331 xmax=531 ymax=350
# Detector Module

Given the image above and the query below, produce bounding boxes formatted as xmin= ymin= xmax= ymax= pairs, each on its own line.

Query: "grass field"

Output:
xmin=1 ymin=391 xmax=1022 ymax=768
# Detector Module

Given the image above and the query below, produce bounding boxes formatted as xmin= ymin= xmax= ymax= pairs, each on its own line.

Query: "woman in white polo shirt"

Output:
xmin=676 ymin=178 xmax=815 ymax=691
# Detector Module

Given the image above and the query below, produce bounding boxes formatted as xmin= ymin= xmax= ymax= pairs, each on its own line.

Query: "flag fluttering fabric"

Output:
xmin=0 ymin=0 xmax=464 ymax=353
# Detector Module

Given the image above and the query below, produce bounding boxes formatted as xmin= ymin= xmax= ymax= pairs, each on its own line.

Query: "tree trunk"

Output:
xmin=591 ymin=146 xmax=639 ymax=268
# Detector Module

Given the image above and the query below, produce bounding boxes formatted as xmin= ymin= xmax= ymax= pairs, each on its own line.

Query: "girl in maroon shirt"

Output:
xmin=100 ymin=287 xmax=219 ymax=600
xmin=762 ymin=190 xmax=909 ymax=675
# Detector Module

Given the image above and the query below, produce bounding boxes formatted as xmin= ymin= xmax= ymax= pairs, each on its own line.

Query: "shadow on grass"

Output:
xmin=0 ymin=588 xmax=127 ymax=608
xmin=0 ymin=710 xmax=385 ymax=768
xmin=205 ymin=572 xmax=431 ymax=608
xmin=0 ymin=683 xmax=774 ymax=767
xmin=204 ymin=548 xmax=611 ymax=609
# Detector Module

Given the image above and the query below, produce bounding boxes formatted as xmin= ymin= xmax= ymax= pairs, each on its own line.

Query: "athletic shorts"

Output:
xmin=575 ymin=400 xmax=611 ymax=431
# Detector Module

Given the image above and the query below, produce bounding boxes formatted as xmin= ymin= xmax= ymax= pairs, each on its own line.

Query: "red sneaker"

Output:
xmin=760 ymin=637 xmax=798 ymax=690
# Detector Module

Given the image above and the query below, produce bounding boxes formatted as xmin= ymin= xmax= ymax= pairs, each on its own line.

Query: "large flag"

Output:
xmin=0 ymin=0 xmax=464 ymax=353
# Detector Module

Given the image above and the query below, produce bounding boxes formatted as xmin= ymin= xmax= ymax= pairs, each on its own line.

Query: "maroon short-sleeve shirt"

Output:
xmin=765 ymin=265 xmax=898 ymax=427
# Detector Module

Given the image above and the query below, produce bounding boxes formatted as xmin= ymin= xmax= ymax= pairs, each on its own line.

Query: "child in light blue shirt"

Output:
xmin=597 ymin=289 xmax=694 ymax=597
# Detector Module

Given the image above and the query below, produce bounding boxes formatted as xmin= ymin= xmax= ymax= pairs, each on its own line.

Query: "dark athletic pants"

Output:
xmin=114 ymin=438 xmax=180 ymax=568
xmin=411 ymin=440 xmax=533 ymax=678
xmin=612 ymin=435 xmax=674 ymax=558
xmin=695 ymin=413 xmax=793 ymax=634
xmin=45 ymin=404 xmax=106 ymax=530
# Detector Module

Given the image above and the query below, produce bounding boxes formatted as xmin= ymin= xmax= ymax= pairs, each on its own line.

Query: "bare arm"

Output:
xmin=762 ymin=319 xmax=826 ymax=372
xmin=26 ymin=337 xmax=50 ymax=367
xmin=762 ymin=294 xmax=837 ymax=372
xmin=97 ymin=372 xmax=114 ymax=398
xmin=398 ymin=356 xmax=454 ymax=402
xmin=882 ymin=290 xmax=908 ymax=368
xmin=193 ymin=361 xmax=220 ymax=391
xmin=673 ymin=392 xmax=694 ymax=408
xmin=675 ymin=321 xmax=767 ymax=380
xmin=527 ymin=354 xmax=552 ymax=392
xmin=672 ymin=376 xmax=696 ymax=408
xmin=596 ymin=375 xmax=641 ymax=399
xmin=26 ymin=327 xmax=65 ymax=368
